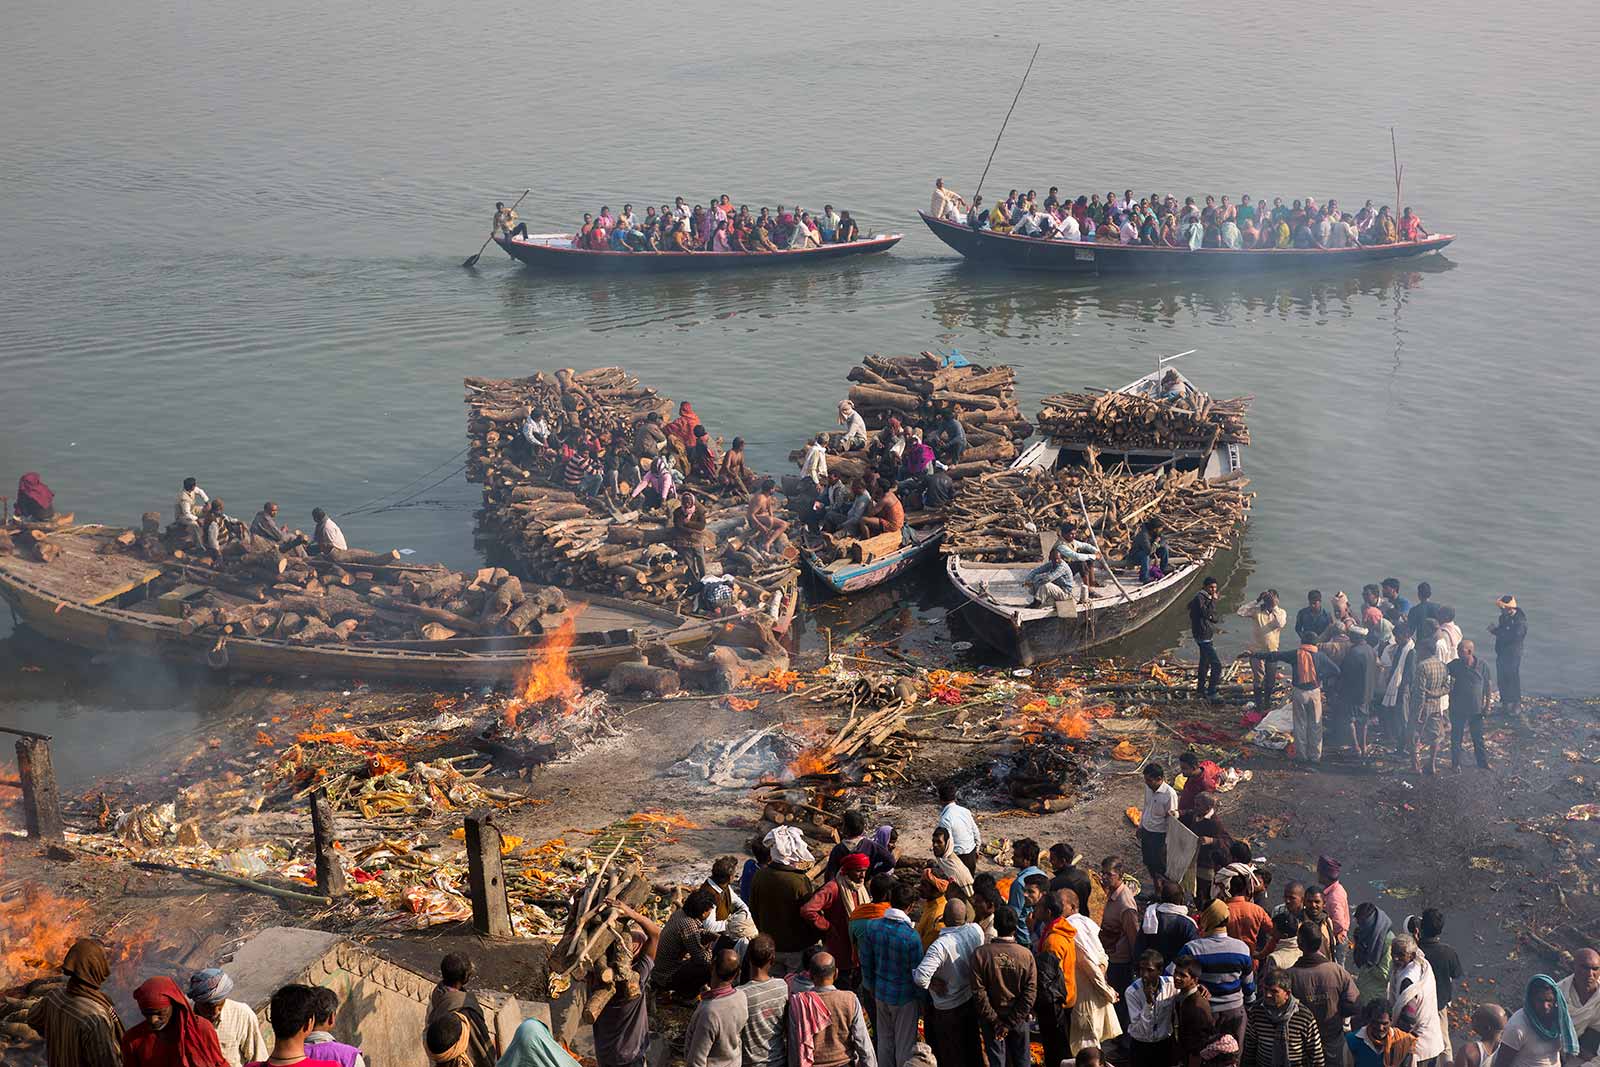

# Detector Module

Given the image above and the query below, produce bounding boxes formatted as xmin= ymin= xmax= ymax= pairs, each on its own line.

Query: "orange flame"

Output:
xmin=503 ymin=618 xmax=582 ymax=729
xmin=787 ymin=747 xmax=837 ymax=778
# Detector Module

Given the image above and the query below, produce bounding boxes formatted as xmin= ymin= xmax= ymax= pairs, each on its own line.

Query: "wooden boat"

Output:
xmin=947 ymin=546 xmax=1214 ymax=665
xmin=918 ymin=211 xmax=1454 ymax=275
xmin=496 ymin=231 xmax=903 ymax=272
xmin=0 ymin=526 xmax=734 ymax=685
xmin=800 ymin=525 xmax=944 ymax=596
xmin=1012 ymin=355 xmax=1247 ymax=481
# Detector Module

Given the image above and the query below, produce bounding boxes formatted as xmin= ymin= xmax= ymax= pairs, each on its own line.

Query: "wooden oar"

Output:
xmin=463 ymin=188 xmax=530 ymax=268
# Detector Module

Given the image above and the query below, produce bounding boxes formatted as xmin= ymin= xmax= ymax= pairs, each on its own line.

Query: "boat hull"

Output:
xmin=0 ymin=555 xmax=717 ymax=686
xmin=918 ymin=212 xmax=1454 ymax=275
xmin=496 ymin=233 xmax=902 ymax=272
xmin=801 ymin=529 xmax=944 ymax=595
xmin=948 ymin=555 xmax=1209 ymax=665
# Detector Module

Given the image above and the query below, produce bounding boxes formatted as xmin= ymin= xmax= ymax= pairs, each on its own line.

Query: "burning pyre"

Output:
xmin=479 ymin=617 xmax=619 ymax=773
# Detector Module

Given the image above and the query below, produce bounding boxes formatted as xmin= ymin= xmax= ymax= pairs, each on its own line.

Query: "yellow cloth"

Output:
xmin=916 ymin=896 xmax=946 ymax=950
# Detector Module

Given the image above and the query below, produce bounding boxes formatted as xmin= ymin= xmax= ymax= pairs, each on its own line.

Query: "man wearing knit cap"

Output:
xmin=1316 ymin=856 xmax=1350 ymax=962
xmin=1176 ymin=900 xmax=1257 ymax=1041
xmin=189 ymin=967 xmax=269 ymax=1067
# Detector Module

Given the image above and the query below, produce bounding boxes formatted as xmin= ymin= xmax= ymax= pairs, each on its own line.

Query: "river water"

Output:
xmin=2 ymin=0 xmax=1597 ymax=781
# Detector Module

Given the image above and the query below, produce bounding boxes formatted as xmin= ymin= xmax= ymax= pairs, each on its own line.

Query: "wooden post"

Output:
xmin=16 ymin=737 xmax=64 ymax=842
xmin=309 ymin=789 xmax=347 ymax=897
xmin=465 ymin=811 xmax=513 ymax=938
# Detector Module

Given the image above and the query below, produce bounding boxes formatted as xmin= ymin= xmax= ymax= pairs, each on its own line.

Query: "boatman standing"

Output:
xmin=493 ymin=201 xmax=527 ymax=241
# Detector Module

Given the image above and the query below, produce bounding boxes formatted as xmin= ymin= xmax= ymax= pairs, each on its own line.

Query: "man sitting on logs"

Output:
xmin=310 ymin=507 xmax=347 ymax=555
xmin=250 ymin=502 xmax=308 ymax=555
xmin=837 ymin=400 xmax=869 ymax=450
xmin=673 ymin=491 xmax=712 ymax=583
xmin=173 ymin=475 xmax=210 ymax=547
xmin=859 ymin=483 xmax=905 ymax=539
xmin=200 ymin=499 xmax=247 ymax=558
xmin=746 ymin=479 xmax=789 ymax=552
xmin=719 ymin=437 xmax=754 ymax=495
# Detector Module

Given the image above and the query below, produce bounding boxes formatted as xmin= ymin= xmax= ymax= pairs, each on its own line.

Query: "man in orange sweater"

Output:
xmin=1032 ymin=894 xmax=1078 ymax=1067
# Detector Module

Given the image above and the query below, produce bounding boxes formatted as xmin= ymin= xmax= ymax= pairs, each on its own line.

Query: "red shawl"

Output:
xmin=664 ymin=402 xmax=701 ymax=452
xmin=122 ymin=977 xmax=228 ymax=1067
xmin=16 ymin=472 xmax=53 ymax=513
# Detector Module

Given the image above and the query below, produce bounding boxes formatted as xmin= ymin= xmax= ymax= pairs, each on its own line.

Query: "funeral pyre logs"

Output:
xmin=477 ymin=621 xmax=621 ymax=774
xmin=465 ymin=368 xmax=796 ymax=607
xmin=1036 ymin=387 xmax=1251 ymax=451
xmin=793 ymin=352 xmax=1033 ymax=482
xmin=941 ymin=464 xmax=1250 ymax=563
xmin=544 ymin=852 xmax=651 ymax=1007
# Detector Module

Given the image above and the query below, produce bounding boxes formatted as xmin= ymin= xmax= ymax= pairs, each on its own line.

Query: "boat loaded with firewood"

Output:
xmin=495 ymin=231 xmax=902 ymax=273
xmin=1012 ymin=351 xmax=1249 ymax=481
xmin=919 ymin=210 xmax=1454 ymax=275
xmin=788 ymin=351 xmax=1032 ymax=596
xmin=942 ymin=454 xmax=1252 ymax=665
xmin=0 ymin=521 xmax=739 ymax=684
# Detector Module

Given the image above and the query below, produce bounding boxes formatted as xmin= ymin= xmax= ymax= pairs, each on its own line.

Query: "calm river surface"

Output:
xmin=3 ymin=0 xmax=1598 ymax=780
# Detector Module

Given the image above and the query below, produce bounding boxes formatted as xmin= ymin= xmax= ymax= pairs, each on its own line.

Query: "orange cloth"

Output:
xmin=1037 ymin=918 xmax=1079 ymax=1009
xmin=1226 ymin=896 xmax=1273 ymax=954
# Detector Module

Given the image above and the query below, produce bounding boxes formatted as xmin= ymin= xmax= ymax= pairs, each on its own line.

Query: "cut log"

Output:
xmin=31 ymin=541 xmax=60 ymax=564
xmin=291 ymin=617 xmax=337 ymax=643
xmin=419 ymin=623 xmax=457 ymax=641
xmin=500 ymin=598 xmax=543 ymax=635
xmin=847 ymin=384 xmax=922 ymax=412
xmin=142 ymin=512 xmax=163 ymax=534
xmin=372 ymin=596 xmax=490 ymax=636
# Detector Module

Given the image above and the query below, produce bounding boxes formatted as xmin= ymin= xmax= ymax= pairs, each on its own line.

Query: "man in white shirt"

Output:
xmin=935 ymin=782 xmax=981 ymax=874
xmin=189 ymin=968 xmax=269 ymax=1067
xmin=1055 ymin=213 xmax=1082 ymax=241
xmin=174 ymin=476 xmax=210 ymax=545
xmin=1558 ymin=949 xmax=1600 ymax=1067
xmin=798 ymin=435 xmax=828 ymax=487
xmin=311 ymin=508 xmax=347 ymax=553
xmin=931 ymin=177 xmax=966 ymax=221
xmin=914 ymin=898 xmax=986 ymax=1067
xmin=1139 ymin=762 xmax=1179 ymax=880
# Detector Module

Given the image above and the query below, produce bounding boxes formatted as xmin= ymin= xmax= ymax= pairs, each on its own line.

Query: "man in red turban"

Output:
xmin=121 ymin=976 xmax=228 ymax=1067
xmin=801 ymin=852 xmax=872 ymax=985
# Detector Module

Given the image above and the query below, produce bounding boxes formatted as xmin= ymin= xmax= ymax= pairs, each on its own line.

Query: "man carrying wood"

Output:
xmin=591 ymin=897 xmax=660 ymax=1067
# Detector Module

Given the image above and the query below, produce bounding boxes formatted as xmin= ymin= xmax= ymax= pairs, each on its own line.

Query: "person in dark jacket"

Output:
xmin=1138 ymin=879 xmax=1201 ymax=964
xmin=1174 ymin=957 xmax=1216 ymax=1067
xmin=1242 ymin=967 xmax=1325 ymax=1067
xmin=1287 ymin=925 xmax=1360 ymax=1067
xmin=1190 ymin=576 xmax=1222 ymax=701
xmin=748 ymin=858 xmax=816 ymax=974
xmin=1488 ymin=595 xmax=1527 ymax=716
xmin=1296 ymin=591 xmax=1333 ymax=646
xmin=1448 ymin=641 xmax=1493 ymax=769
xmin=1337 ymin=636 xmax=1380 ymax=757
xmin=972 ymin=904 xmax=1037 ymax=1067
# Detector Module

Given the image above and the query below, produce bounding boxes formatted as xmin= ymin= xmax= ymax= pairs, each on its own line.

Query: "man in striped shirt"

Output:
xmin=1177 ymin=899 xmax=1257 ymax=1041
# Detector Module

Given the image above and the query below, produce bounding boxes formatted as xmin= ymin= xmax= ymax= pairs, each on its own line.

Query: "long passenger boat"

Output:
xmin=496 ymin=231 xmax=902 ymax=273
xmin=0 ymin=525 xmax=737 ymax=684
xmin=918 ymin=211 xmax=1453 ymax=275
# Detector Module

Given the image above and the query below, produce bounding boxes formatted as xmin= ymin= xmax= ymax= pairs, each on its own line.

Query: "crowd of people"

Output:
xmin=791 ymin=399 xmax=968 ymax=542
xmin=929 ymin=180 xmax=1432 ymax=251
xmin=31 ymin=768 xmax=1593 ymax=1067
xmin=1184 ymin=578 xmax=1529 ymax=775
xmin=493 ymin=197 xmax=865 ymax=252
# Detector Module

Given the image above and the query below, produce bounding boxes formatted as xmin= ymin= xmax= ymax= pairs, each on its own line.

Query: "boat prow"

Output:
xmin=496 ymin=232 xmax=903 ymax=272
xmin=800 ymin=525 xmax=944 ymax=595
xmin=919 ymin=211 xmax=1454 ymax=275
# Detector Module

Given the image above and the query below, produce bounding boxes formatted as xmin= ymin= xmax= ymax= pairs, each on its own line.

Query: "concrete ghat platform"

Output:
xmin=222 ymin=927 xmax=551 ymax=1067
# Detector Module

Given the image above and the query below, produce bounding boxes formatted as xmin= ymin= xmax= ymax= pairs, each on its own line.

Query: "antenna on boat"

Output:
xmin=973 ymin=44 xmax=1041 ymax=202
xmin=1391 ymin=127 xmax=1404 ymax=213
xmin=1157 ymin=348 xmax=1197 ymax=374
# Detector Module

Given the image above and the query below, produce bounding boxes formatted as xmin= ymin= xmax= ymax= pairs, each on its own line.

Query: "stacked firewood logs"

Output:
xmin=941 ymin=465 xmax=1250 ymax=563
xmin=1037 ymin=389 xmax=1251 ymax=449
xmin=466 ymin=370 xmax=796 ymax=607
xmin=546 ymin=853 xmax=651 ymax=1013
xmin=1 ymin=515 xmax=78 ymax=563
xmin=796 ymin=353 xmax=1031 ymax=482
xmin=157 ymin=549 xmax=572 ymax=643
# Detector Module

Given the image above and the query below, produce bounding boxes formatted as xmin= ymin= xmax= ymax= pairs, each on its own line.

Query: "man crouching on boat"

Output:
xmin=1026 ymin=541 xmax=1099 ymax=607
